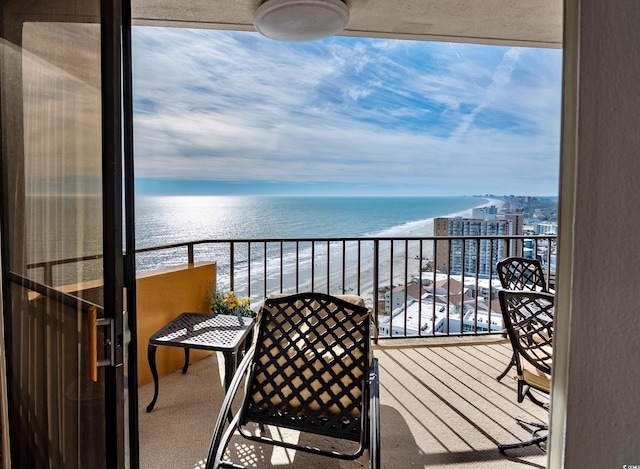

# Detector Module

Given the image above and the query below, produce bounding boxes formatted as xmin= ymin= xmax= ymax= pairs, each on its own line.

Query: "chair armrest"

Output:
xmin=206 ymin=346 xmax=255 ymax=468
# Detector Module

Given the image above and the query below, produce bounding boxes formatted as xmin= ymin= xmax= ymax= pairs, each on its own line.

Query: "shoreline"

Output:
xmin=243 ymin=197 xmax=506 ymax=308
xmin=323 ymin=197 xmax=506 ymax=304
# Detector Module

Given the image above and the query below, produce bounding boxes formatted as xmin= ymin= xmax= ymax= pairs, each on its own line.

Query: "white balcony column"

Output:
xmin=552 ymin=0 xmax=640 ymax=467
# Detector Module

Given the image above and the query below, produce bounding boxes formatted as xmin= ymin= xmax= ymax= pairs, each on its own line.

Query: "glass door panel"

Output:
xmin=0 ymin=0 xmax=131 ymax=467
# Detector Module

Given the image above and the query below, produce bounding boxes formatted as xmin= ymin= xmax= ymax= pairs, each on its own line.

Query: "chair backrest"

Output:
xmin=241 ymin=292 xmax=371 ymax=441
xmin=498 ymin=290 xmax=554 ymax=376
xmin=497 ymin=257 xmax=548 ymax=292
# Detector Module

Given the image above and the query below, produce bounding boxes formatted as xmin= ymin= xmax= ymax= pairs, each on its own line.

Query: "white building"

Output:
xmin=384 ymin=282 xmax=425 ymax=312
xmin=379 ymin=298 xmax=503 ymax=337
xmin=535 ymin=221 xmax=558 ymax=235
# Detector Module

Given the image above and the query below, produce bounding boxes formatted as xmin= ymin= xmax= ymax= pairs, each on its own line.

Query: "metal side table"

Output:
xmin=146 ymin=312 xmax=254 ymax=412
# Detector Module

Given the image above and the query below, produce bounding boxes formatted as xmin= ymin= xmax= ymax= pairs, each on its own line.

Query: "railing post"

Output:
xmin=326 ymin=240 xmax=330 ymax=294
xmin=311 ymin=241 xmax=315 ymax=291
xmin=342 ymin=239 xmax=346 ymax=294
xmin=403 ymin=239 xmax=408 ymax=334
xmin=263 ymin=241 xmax=267 ymax=298
xmin=356 ymin=241 xmax=362 ymax=296
xmin=295 ymin=241 xmax=300 ymax=293
xmin=473 ymin=238 xmax=480 ymax=334
xmin=373 ymin=239 xmax=379 ymax=342
xmin=43 ymin=265 xmax=53 ymax=287
xmin=187 ymin=243 xmax=194 ymax=264
xmin=280 ymin=241 xmax=284 ymax=293
xmin=247 ymin=242 xmax=251 ymax=298
xmin=229 ymin=242 xmax=235 ymax=292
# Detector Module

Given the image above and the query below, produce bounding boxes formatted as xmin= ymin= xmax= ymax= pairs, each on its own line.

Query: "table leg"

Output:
xmin=222 ymin=350 xmax=239 ymax=423
xmin=182 ymin=348 xmax=190 ymax=373
xmin=244 ymin=329 xmax=254 ymax=354
xmin=223 ymin=350 xmax=237 ymax=392
xmin=146 ymin=344 xmax=159 ymax=412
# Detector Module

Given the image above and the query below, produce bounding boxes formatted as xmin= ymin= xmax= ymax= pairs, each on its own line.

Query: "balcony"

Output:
xmin=128 ymin=234 xmax=553 ymax=468
xmin=25 ymin=234 xmax=554 ymax=467
xmin=138 ymin=337 xmax=548 ymax=468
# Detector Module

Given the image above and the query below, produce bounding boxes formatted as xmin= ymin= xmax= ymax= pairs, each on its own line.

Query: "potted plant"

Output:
xmin=209 ymin=287 xmax=255 ymax=319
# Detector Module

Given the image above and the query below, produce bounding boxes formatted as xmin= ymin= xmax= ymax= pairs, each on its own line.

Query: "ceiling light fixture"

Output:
xmin=254 ymin=0 xmax=350 ymax=43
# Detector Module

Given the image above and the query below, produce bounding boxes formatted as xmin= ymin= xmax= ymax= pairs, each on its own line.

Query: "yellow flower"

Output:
xmin=224 ymin=291 xmax=240 ymax=308
xmin=210 ymin=288 xmax=254 ymax=318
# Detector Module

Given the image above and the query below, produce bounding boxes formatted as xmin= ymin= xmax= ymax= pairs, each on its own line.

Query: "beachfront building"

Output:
xmin=536 ymin=221 xmax=558 ymax=235
xmin=384 ymin=282 xmax=425 ymax=312
xmin=504 ymin=210 xmax=524 ymax=257
xmin=471 ymin=205 xmax=498 ymax=220
xmin=379 ymin=297 xmax=503 ymax=336
xmin=414 ymin=273 xmax=501 ymax=304
xmin=381 ymin=274 xmax=503 ymax=337
xmin=434 ymin=217 xmax=509 ymax=277
xmin=460 ymin=277 xmax=502 ymax=306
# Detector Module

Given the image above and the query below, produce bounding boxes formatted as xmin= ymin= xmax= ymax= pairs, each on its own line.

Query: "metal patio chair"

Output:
xmin=205 ymin=292 xmax=380 ymax=469
xmin=497 ymin=256 xmax=549 ymax=293
xmin=498 ymin=289 xmax=554 ymax=453
xmin=495 ymin=256 xmax=550 ymax=381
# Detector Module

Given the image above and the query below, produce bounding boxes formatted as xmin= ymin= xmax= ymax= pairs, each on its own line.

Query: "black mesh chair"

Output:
xmin=497 ymin=257 xmax=549 ymax=293
xmin=495 ymin=257 xmax=549 ymax=381
xmin=498 ymin=289 xmax=553 ymax=453
xmin=205 ymin=292 xmax=380 ymax=469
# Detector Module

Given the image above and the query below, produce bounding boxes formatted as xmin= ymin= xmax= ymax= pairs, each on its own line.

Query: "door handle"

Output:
xmin=88 ymin=306 xmax=115 ymax=382
xmin=89 ymin=306 xmax=98 ymax=382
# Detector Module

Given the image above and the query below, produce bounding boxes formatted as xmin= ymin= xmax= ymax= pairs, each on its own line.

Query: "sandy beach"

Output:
xmin=245 ymin=198 xmax=505 ymax=309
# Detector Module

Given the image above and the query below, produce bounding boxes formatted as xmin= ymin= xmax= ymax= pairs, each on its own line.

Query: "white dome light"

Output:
xmin=254 ymin=0 xmax=350 ymax=42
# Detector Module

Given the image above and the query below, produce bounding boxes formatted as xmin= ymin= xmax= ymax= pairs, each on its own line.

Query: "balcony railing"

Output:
xmin=135 ymin=234 xmax=556 ymax=339
xmin=28 ymin=234 xmax=556 ymax=340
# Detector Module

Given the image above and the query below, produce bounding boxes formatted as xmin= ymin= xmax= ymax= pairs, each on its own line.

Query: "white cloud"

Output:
xmin=132 ymin=28 xmax=562 ymax=195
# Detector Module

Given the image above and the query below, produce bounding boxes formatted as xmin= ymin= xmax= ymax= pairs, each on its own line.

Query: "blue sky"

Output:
xmin=132 ymin=28 xmax=562 ymax=196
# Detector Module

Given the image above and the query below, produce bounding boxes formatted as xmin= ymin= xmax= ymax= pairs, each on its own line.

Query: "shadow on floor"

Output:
xmin=139 ymin=342 xmax=548 ymax=468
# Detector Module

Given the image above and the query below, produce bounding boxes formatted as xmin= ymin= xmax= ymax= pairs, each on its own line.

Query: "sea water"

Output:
xmin=24 ymin=194 xmax=492 ymax=292
xmin=135 ymin=195 xmax=489 ymax=246
xmin=134 ymin=195 xmax=492 ymax=299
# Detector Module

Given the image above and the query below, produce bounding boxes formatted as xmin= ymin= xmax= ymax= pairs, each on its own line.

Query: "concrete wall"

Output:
xmin=136 ymin=262 xmax=216 ymax=385
xmin=551 ymin=0 xmax=640 ymax=466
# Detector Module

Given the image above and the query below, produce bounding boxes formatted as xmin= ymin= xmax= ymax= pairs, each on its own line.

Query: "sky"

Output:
xmin=131 ymin=28 xmax=563 ymax=197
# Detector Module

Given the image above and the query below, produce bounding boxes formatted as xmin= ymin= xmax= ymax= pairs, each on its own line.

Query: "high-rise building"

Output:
xmin=504 ymin=210 xmax=524 ymax=257
xmin=536 ymin=222 xmax=558 ymax=235
xmin=471 ymin=205 xmax=498 ymax=220
xmin=434 ymin=217 xmax=509 ymax=277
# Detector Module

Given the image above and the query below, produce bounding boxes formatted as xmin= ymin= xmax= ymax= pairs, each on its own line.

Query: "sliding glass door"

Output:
xmin=0 ymin=0 xmax=136 ymax=467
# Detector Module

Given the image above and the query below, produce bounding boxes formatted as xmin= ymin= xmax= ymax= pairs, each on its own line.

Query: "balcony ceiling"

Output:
xmin=132 ymin=0 xmax=563 ymax=48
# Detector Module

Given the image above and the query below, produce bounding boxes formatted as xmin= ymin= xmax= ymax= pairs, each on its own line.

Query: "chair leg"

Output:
xmin=496 ymin=354 xmax=515 ymax=381
xmin=498 ymin=431 xmax=547 ymax=454
xmin=524 ymin=389 xmax=549 ymax=410
xmin=498 ymin=418 xmax=548 ymax=454
xmin=515 ymin=416 xmax=547 ymax=429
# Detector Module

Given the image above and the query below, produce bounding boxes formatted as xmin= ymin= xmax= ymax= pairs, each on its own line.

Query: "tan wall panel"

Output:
xmin=136 ymin=262 xmax=216 ymax=385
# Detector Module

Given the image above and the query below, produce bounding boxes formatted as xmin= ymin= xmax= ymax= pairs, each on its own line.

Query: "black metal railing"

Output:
xmin=27 ymin=235 xmax=556 ymax=339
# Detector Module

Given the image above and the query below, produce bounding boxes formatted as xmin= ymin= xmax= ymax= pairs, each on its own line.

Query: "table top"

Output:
xmin=149 ymin=312 xmax=254 ymax=352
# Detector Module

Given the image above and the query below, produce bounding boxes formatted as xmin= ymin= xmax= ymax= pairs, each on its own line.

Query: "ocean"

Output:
xmin=134 ymin=195 xmax=493 ymax=299
xmin=135 ymin=195 xmax=490 ymax=247
xmin=25 ymin=194 xmax=493 ymax=293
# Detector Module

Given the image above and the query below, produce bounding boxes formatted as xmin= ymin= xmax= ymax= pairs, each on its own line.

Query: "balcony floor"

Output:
xmin=138 ymin=338 xmax=547 ymax=468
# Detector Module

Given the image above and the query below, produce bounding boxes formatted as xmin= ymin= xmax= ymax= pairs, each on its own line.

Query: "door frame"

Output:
xmin=0 ymin=0 xmax=139 ymax=466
